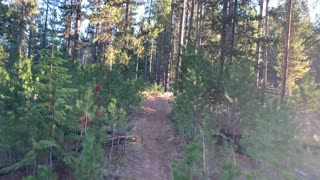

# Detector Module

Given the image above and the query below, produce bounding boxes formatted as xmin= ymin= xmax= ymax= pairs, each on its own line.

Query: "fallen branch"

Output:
xmin=104 ymin=136 xmax=137 ymax=148
xmin=294 ymin=168 xmax=314 ymax=180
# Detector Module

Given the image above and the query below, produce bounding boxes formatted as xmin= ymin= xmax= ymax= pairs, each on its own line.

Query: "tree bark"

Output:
xmin=144 ymin=55 xmax=148 ymax=80
xmin=93 ymin=0 xmax=101 ymax=63
xmin=176 ymin=0 xmax=187 ymax=81
xmin=65 ymin=0 xmax=73 ymax=57
xmin=17 ymin=2 xmax=26 ymax=57
xmin=188 ymin=0 xmax=195 ymax=41
xmin=230 ymin=0 xmax=237 ymax=61
xmin=73 ymin=0 xmax=82 ymax=63
xmin=124 ymin=0 xmax=130 ymax=64
xmin=262 ymin=0 xmax=269 ymax=103
xmin=149 ymin=42 xmax=153 ymax=81
xmin=136 ymin=57 xmax=139 ymax=80
xmin=280 ymin=0 xmax=292 ymax=103
xmin=196 ymin=0 xmax=202 ymax=49
xmin=43 ymin=0 xmax=49 ymax=48
xmin=218 ymin=0 xmax=228 ymax=99
xmin=164 ymin=1 xmax=174 ymax=92
xmin=28 ymin=18 xmax=35 ymax=58
xmin=184 ymin=1 xmax=189 ymax=42
xmin=255 ymin=0 xmax=264 ymax=92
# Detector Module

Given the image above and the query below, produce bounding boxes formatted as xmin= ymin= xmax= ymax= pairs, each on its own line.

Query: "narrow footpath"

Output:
xmin=118 ymin=93 xmax=177 ymax=180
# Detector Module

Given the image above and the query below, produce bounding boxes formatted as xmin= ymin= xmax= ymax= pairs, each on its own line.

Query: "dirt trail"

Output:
xmin=118 ymin=93 xmax=177 ymax=180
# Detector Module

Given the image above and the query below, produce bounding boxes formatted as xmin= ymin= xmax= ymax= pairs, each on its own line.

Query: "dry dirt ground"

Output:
xmin=116 ymin=93 xmax=178 ymax=180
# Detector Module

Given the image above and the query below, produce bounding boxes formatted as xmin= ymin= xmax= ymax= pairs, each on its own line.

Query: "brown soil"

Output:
xmin=116 ymin=93 xmax=178 ymax=180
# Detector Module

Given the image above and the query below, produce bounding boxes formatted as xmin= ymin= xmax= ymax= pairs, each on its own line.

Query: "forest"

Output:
xmin=0 ymin=0 xmax=320 ymax=179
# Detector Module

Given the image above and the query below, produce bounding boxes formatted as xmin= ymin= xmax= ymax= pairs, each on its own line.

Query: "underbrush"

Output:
xmin=170 ymin=50 xmax=299 ymax=179
xmin=145 ymin=82 xmax=164 ymax=93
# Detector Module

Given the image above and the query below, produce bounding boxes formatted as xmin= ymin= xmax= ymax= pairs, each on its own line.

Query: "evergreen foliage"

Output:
xmin=0 ymin=0 xmax=320 ymax=179
xmin=170 ymin=45 xmax=299 ymax=178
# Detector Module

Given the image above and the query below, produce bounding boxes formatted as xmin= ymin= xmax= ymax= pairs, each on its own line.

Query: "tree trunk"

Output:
xmin=93 ymin=0 xmax=101 ymax=63
xmin=196 ymin=0 xmax=202 ymax=49
xmin=255 ymin=0 xmax=264 ymax=92
xmin=155 ymin=42 xmax=160 ymax=85
xmin=176 ymin=0 xmax=187 ymax=81
xmin=218 ymin=0 xmax=228 ymax=99
xmin=17 ymin=3 xmax=26 ymax=57
xmin=164 ymin=1 xmax=174 ymax=92
xmin=149 ymin=42 xmax=153 ymax=82
xmin=65 ymin=0 xmax=73 ymax=57
xmin=226 ymin=0 xmax=234 ymax=62
xmin=28 ymin=18 xmax=35 ymax=58
xmin=124 ymin=0 xmax=130 ymax=64
xmin=148 ymin=0 xmax=153 ymax=82
xmin=43 ymin=0 xmax=49 ymax=48
xmin=136 ymin=57 xmax=139 ymax=80
xmin=262 ymin=0 xmax=269 ymax=103
xmin=280 ymin=0 xmax=292 ymax=103
xmin=230 ymin=0 xmax=237 ymax=61
xmin=184 ymin=1 xmax=189 ymax=42
xmin=144 ymin=56 xmax=148 ymax=80
xmin=188 ymin=0 xmax=195 ymax=41
xmin=73 ymin=0 xmax=82 ymax=63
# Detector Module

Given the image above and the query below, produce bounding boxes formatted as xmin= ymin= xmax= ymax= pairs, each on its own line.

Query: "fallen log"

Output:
xmin=104 ymin=136 xmax=137 ymax=148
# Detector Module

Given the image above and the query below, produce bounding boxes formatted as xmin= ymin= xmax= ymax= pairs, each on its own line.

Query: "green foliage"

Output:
xmin=221 ymin=162 xmax=241 ymax=180
xmin=290 ymin=75 xmax=320 ymax=111
xmin=24 ymin=165 xmax=57 ymax=180
xmin=75 ymin=130 xmax=105 ymax=180
xmin=170 ymin=49 xmax=215 ymax=137
xmin=270 ymin=1 xmax=316 ymax=95
xmin=0 ymin=46 xmax=10 ymax=87
xmin=241 ymin=105 xmax=297 ymax=172
xmin=171 ymin=46 xmax=299 ymax=178
xmin=0 ymin=45 xmax=143 ymax=178
xmin=172 ymin=141 xmax=202 ymax=180
xmin=145 ymin=83 xmax=164 ymax=92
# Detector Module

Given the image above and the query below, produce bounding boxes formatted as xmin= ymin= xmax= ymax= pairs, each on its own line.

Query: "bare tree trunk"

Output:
xmin=176 ymin=0 xmax=187 ymax=81
xmin=93 ymin=0 xmax=101 ymax=63
xmin=65 ymin=0 xmax=73 ymax=57
xmin=196 ymin=0 xmax=202 ymax=49
xmin=218 ymin=0 xmax=228 ymax=99
xmin=73 ymin=0 xmax=82 ymax=63
xmin=188 ymin=0 xmax=195 ymax=41
xmin=184 ymin=1 xmax=189 ymax=43
xmin=255 ymin=0 xmax=264 ymax=92
xmin=124 ymin=0 xmax=130 ymax=64
xmin=43 ymin=0 xmax=49 ymax=48
xmin=28 ymin=18 xmax=35 ymax=58
xmin=17 ymin=31 xmax=24 ymax=57
xmin=136 ymin=57 xmax=139 ymax=80
xmin=262 ymin=0 xmax=269 ymax=103
xmin=17 ymin=2 xmax=26 ymax=57
xmin=144 ymin=56 xmax=148 ymax=80
xmin=148 ymin=0 xmax=154 ymax=82
xmin=230 ymin=0 xmax=237 ymax=61
xmin=281 ymin=0 xmax=292 ymax=103
xmin=164 ymin=1 xmax=174 ymax=92
xmin=226 ymin=0 xmax=234 ymax=62
xmin=149 ymin=42 xmax=153 ymax=81
xmin=155 ymin=48 xmax=159 ymax=84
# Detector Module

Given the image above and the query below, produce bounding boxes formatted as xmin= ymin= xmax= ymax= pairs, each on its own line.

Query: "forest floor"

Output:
xmin=114 ymin=93 xmax=178 ymax=180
